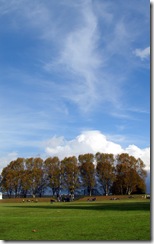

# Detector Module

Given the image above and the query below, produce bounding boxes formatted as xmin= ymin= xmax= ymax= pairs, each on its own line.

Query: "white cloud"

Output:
xmin=125 ymin=145 xmax=150 ymax=170
xmin=0 ymin=1 xmax=150 ymax=179
xmin=0 ymin=0 xmax=149 ymax=116
xmin=45 ymin=130 xmax=123 ymax=159
xmin=45 ymin=130 xmax=150 ymax=170
xmin=0 ymin=131 xmax=150 ymax=188
xmin=56 ymin=2 xmax=102 ymax=112
xmin=0 ymin=152 xmax=18 ymax=173
xmin=134 ymin=47 xmax=150 ymax=60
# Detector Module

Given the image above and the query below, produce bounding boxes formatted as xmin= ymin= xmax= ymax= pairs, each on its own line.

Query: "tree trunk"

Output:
xmin=106 ymin=184 xmax=108 ymax=196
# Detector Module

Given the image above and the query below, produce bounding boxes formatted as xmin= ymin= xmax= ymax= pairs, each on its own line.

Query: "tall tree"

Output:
xmin=61 ymin=156 xmax=79 ymax=196
xmin=78 ymin=153 xmax=95 ymax=196
xmin=0 ymin=174 xmax=2 ymax=191
xmin=96 ymin=153 xmax=115 ymax=196
xmin=1 ymin=166 xmax=14 ymax=197
xmin=25 ymin=157 xmax=45 ymax=197
xmin=113 ymin=153 xmax=147 ymax=195
xmin=20 ymin=168 xmax=32 ymax=197
xmin=44 ymin=157 xmax=61 ymax=196
xmin=1 ymin=158 xmax=24 ymax=197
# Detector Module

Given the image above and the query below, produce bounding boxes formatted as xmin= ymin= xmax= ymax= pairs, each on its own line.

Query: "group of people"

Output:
xmin=57 ymin=193 xmax=75 ymax=202
xmin=50 ymin=193 xmax=75 ymax=203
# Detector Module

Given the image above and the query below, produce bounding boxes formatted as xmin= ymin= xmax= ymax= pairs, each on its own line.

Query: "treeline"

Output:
xmin=0 ymin=153 xmax=147 ymax=198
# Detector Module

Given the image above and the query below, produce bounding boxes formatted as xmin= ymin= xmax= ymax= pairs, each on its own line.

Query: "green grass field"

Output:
xmin=0 ymin=198 xmax=150 ymax=241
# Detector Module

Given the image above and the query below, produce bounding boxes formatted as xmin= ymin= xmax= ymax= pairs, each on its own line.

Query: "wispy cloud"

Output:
xmin=46 ymin=1 xmax=103 ymax=112
xmin=0 ymin=0 xmax=149 ymax=116
xmin=134 ymin=47 xmax=150 ymax=60
xmin=0 ymin=0 xmax=150 ymax=175
xmin=44 ymin=2 xmax=128 ymax=113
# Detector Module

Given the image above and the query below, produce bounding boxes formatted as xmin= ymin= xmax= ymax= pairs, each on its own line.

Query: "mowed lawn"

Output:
xmin=0 ymin=198 xmax=150 ymax=241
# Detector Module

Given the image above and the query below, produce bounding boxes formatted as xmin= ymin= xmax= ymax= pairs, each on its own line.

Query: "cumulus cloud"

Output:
xmin=45 ymin=130 xmax=150 ymax=170
xmin=45 ymin=131 xmax=123 ymax=158
xmin=134 ymin=46 xmax=150 ymax=60
xmin=125 ymin=144 xmax=150 ymax=170
xmin=0 ymin=131 xmax=150 ymax=192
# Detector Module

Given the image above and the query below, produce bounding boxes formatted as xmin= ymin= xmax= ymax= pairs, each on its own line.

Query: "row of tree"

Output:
xmin=0 ymin=153 xmax=147 ymax=198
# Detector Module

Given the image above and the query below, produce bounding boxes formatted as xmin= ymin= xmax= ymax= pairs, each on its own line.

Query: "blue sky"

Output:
xmin=0 ymin=0 xmax=150 ymax=173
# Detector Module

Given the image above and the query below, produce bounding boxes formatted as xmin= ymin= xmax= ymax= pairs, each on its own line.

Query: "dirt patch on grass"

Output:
xmin=0 ymin=197 xmax=55 ymax=203
xmin=0 ymin=194 xmax=146 ymax=203
xmin=77 ymin=195 xmax=145 ymax=201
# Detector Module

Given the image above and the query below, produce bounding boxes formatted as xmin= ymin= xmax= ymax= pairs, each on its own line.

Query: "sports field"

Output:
xmin=0 ymin=197 xmax=150 ymax=241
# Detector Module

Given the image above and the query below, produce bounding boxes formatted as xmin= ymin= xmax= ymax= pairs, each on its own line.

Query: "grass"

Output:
xmin=0 ymin=198 xmax=150 ymax=241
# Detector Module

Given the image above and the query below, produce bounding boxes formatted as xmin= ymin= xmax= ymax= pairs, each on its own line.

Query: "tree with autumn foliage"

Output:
xmin=96 ymin=153 xmax=115 ymax=196
xmin=25 ymin=157 xmax=46 ymax=197
xmin=0 ymin=152 xmax=147 ymax=197
xmin=112 ymin=153 xmax=147 ymax=195
xmin=44 ymin=157 xmax=61 ymax=196
xmin=1 ymin=166 xmax=15 ymax=197
xmin=0 ymin=174 xmax=2 ymax=191
xmin=78 ymin=153 xmax=95 ymax=196
xmin=1 ymin=158 xmax=24 ymax=197
xmin=61 ymin=156 xmax=79 ymax=196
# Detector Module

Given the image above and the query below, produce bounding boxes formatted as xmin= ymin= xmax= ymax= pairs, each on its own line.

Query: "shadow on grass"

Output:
xmin=4 ymin=201 xmax=150 ymax=212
